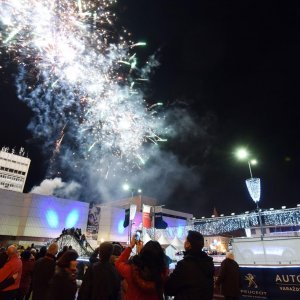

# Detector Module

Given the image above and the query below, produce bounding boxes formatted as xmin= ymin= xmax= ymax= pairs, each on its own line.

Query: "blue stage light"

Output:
xmin=118 ymin=219 xmax=125 ymax=234
xmin=46 ymin=210 xmax=59 ymax=228
xmin=66 ymin=209 xmax=79 ymax=228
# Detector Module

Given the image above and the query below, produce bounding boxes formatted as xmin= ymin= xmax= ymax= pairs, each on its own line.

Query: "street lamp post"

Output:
xmin=235 ymin=148 xmax=264 ymax=239
xmin=122 ymin=183 xmax=142 ymax=244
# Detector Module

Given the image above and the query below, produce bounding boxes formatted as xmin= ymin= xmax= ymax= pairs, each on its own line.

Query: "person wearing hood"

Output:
xmin=165 ymin=230 xmax=214 ymax=300
xmin=116 ymin=236 xmax=168 ymax=300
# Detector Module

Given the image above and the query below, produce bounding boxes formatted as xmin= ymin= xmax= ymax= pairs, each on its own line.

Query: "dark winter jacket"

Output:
xmin=78 ymin=260 xmax=121 ymax=300
xmin=47 ymin=266 xmax=77 ymax=300
xmin=32 ymin=253 xmax=56 ymax=300
xmin=164 ymin=249 xmax=214 ymax=300
xmin=215 ymin=258 xmax=241 ymax=297
xmin=19 ymin=258 xmax=35 ymax=295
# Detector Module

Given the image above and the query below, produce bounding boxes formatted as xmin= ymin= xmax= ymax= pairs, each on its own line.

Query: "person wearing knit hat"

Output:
xmin=165 ymin=230 xmax=214 ymax=300
xmin=47 ymin=250 xmax=79 ymax=300
xmin=78 ymin=242 xmax=121 ymax=300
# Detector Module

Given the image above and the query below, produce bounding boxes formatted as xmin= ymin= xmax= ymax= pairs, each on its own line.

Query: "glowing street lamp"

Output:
xmin=122 ymin=183 xmax=142 ymax=195
xmin=122 ymin=183 xmax=130 ymax=191
xmin=235 ymin=148 xmax=261 ymax=203
xmin=235 ymin=147 xmax=264 ymax=238
xmin=235 ymin=148 xmax=258 ymax=178
xmin=236 ymin=148 xmax=249 ymax=160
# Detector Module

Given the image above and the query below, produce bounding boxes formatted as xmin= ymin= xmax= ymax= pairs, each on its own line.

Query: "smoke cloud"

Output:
xmin=31 ymin=177 xmax=81 ymax=199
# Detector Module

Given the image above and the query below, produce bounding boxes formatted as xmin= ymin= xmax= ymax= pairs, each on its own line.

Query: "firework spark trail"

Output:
xmin=0 ymin=0 xmax=165 ymax=179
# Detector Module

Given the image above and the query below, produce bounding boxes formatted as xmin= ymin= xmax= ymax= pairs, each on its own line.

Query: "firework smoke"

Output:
xmin=31 ymin=177 xmax=81 ymax=198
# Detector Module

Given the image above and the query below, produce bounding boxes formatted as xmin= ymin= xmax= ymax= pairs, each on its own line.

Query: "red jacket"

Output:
xmin=115 ymin=247 xmax=168 ymax=300
xmin=0 ymin=254 xmax=22 ymax=291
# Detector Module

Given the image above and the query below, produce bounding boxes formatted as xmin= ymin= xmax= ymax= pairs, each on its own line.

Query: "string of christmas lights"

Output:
xmin=143 ymin=207 xmax=300 ymax=239
xmin=193 ymin=207 xmax=300 ymax=236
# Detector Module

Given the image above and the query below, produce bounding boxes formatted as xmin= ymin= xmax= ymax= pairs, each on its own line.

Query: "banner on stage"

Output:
xmin=130 ymin=204 xmax=137 ymax=221
xmin=86 ymin=202 xmax=101 ymax=240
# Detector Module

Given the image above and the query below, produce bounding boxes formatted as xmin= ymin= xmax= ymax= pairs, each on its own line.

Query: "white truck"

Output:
xmin=232 ymin=236 xmax=300 ymax=265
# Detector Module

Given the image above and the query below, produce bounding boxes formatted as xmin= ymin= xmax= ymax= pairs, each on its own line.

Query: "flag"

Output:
xmin=130 ymin=204 xmax=137 ymax=221
xmin=154 ymin=212 xmax=168 ymax=229
xmin=142 ymin=204 xmax=152 ymax=228
xmin=153 ymin=206 xmax=167 ymax=229
xmin=123 ymin=208 xmax=130 ymax=228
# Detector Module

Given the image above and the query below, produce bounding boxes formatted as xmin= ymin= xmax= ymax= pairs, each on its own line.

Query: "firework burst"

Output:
xmin=0 ymin=0 xmax=165 ymax=180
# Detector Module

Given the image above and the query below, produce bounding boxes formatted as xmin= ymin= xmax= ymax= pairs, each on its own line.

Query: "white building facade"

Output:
xmin=0 ymin=189 xmax=89 ymax=241
xmin=0 ymin=148 xmax=31 ymax=192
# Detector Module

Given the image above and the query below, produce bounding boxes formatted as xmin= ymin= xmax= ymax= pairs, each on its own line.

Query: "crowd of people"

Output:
xmin=0 ymin=231 xmax=241 ymax=300
xmin=59 ymin=228 xmax=87 ymax=248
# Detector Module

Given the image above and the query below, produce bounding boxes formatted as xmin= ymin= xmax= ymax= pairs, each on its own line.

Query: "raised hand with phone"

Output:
xmin=129 ymin=230 xmax=143 ymax=253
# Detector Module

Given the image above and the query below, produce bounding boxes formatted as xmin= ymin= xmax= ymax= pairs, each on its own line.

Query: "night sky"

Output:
xmin=0 ymin=1 xmax=299 ymax=217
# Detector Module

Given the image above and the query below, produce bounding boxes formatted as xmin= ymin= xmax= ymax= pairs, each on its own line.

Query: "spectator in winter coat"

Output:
xmin=215 ymin=252 xmax=241 ymax=300
xmin=47 ymin=249 xmax=79 ymax=300
xmin=32 ymin=243 xmax=58 ymax=300
xmin=165 ymin=230 xmax=214 ymax=300
xmin=78 ymin=242 xmax=121 ymax=300
xmin=0 ymin=245 xmax=23 ymax=299
xmin=17 ymin=250 xmax=35 ymax=300
xmin=116 ymin=236 xmax=168 ymax=300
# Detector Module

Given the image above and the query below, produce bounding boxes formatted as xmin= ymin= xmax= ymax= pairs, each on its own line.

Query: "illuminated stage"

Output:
xmin=0 ymin=189 xmax=193 ymax=249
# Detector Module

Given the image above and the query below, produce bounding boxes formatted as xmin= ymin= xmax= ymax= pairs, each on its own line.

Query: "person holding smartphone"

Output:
xmin=116 ymin=234 xmax=168 ymax=300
